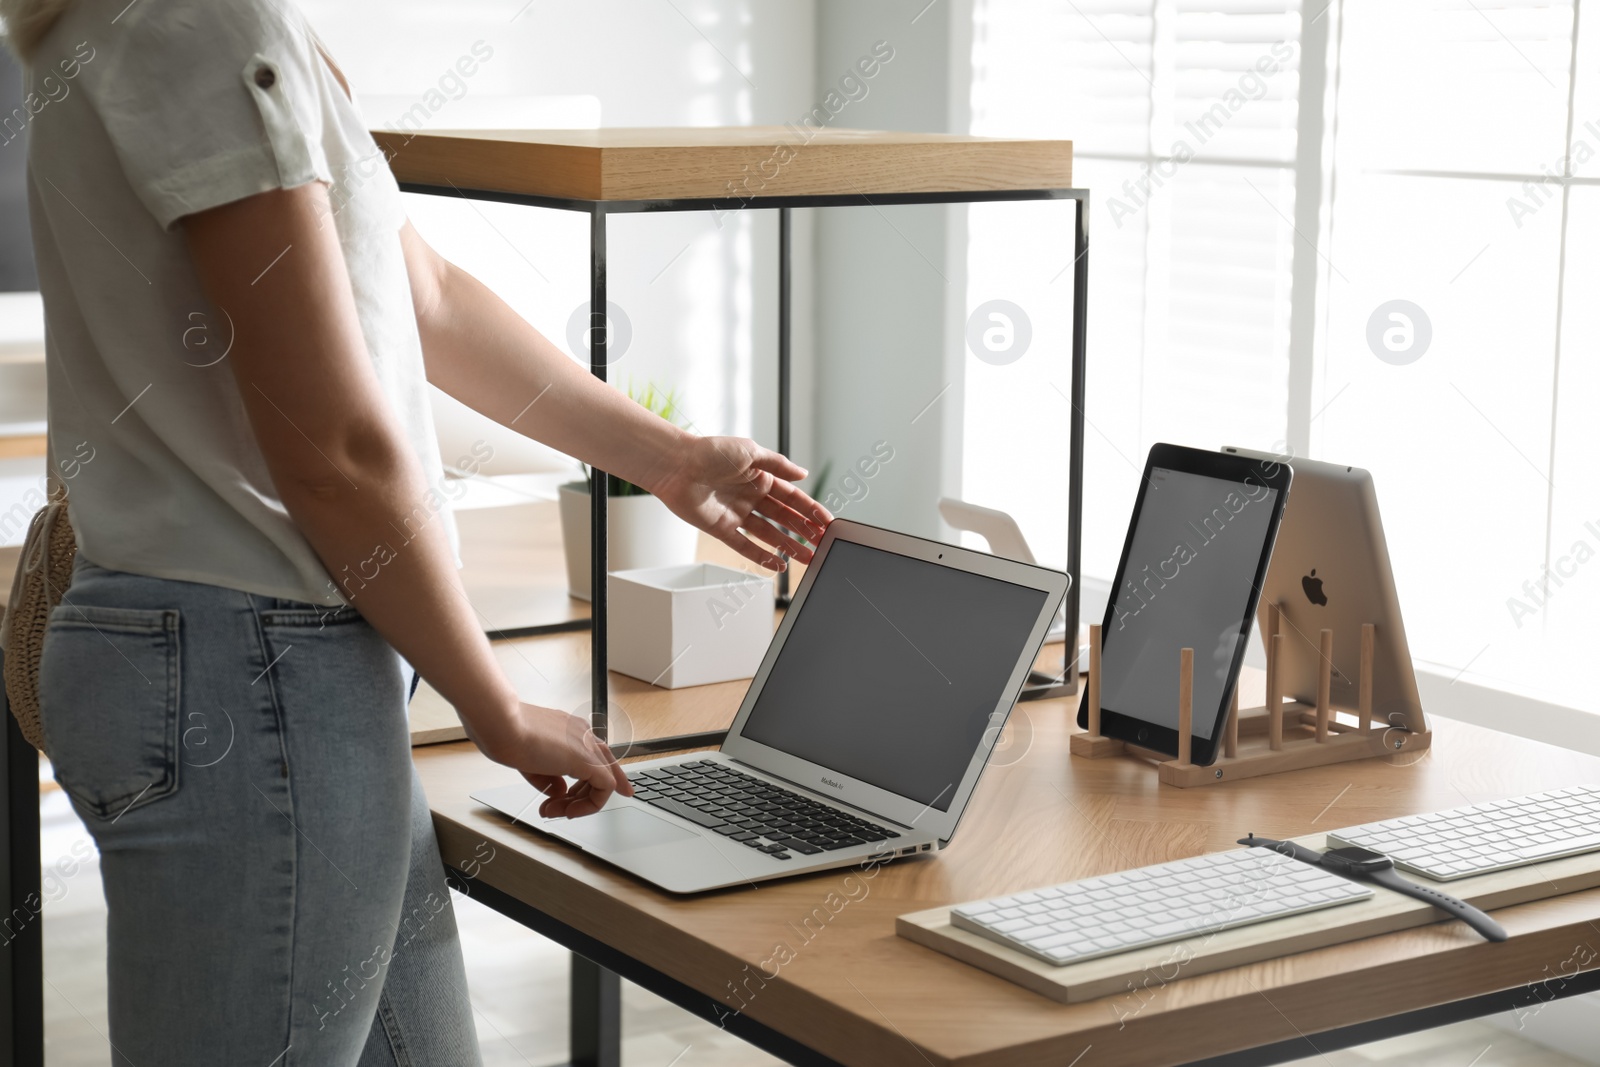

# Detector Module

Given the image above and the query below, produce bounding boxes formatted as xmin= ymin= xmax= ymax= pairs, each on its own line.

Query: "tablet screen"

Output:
xmin=1099 ymin=465 xmax=1281 ymax=739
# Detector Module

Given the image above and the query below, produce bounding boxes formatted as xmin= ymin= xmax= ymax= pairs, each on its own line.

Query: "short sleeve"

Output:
xmin=91 ymin=0 xmax=337 ymax=230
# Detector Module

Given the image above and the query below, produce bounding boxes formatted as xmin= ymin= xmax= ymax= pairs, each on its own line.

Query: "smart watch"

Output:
xmin=1239 ymin=834 xmax=1507 ymax=943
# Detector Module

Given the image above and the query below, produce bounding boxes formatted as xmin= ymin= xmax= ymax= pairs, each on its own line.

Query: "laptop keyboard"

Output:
xmin=629 ymin=760 xmax=902 ymax=861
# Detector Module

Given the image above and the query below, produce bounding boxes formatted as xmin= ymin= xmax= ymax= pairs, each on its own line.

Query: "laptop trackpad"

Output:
xmin=560 ymin=807 xmax=700 ymax=854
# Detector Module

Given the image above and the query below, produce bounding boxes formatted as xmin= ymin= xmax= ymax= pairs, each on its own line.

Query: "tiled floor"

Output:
xmin=34 ymin=790 xmax=1590 ymax=1066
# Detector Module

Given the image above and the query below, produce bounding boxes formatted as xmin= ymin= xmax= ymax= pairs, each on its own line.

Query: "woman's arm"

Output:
xmin=184 ymin=183 xmax=629 ymax=817
xmin=400 ymin=224 xmax=831 ymax=569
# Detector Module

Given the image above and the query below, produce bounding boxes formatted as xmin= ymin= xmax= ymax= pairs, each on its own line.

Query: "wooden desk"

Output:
xmin=415 ymin=660 xmax=1600 ymax=1067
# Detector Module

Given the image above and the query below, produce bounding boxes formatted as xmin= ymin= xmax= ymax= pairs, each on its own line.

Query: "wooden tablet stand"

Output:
xmin=1069 ymin=606 xmax=1431 ymax=787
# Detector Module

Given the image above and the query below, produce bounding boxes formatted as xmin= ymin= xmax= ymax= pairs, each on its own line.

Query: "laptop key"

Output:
xmin=647 ymin=798 xmax=726 ymax=830
xmin=771 ymin=837 xmax=823 ymax=855
xmin=731 ymin=832 xmax=759 ymax=843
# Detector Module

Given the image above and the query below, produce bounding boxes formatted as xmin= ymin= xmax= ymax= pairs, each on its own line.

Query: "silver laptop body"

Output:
xmin=473 ymin=518 xmax=1068 ymax=893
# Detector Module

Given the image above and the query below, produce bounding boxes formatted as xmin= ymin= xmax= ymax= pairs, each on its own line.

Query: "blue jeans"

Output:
xmin=39 ymin=557 xmax=482 ymax=1066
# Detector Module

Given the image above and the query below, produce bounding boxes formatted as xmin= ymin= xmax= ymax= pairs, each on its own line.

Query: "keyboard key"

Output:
xmin=770 ymin=836 xmax=823 ymax=855
xmin=645 ymin=798 xmax=726 ymax=830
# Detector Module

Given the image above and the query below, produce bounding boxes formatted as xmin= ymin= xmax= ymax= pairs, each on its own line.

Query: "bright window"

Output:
xmin=963 ymin=0 xmax=1598 ymax=713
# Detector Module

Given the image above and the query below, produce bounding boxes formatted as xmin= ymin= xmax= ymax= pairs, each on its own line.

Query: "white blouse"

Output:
xmin=26 ymin=0 xmax=455 ymax=606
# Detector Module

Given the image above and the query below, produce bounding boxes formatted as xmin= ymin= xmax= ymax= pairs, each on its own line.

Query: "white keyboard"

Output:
xmin=1327 ymin=785 xmax=1600 ymax=882
xmin=950 ymin=847 xmax=1370 ymax=966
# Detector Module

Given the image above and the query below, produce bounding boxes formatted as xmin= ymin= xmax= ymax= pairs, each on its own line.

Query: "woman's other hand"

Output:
xmin=471 ymin=703 xmax=633 ymax=818
xmin=652 ymin=437 xmax=833 ymax=571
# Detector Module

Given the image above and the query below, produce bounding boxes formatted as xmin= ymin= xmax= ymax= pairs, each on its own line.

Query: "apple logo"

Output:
xmin=1302 ymin=568 xmax=1328 ymax=607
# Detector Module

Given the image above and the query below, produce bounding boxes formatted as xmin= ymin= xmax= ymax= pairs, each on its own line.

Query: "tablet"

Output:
xmin=1078 ymin=444 xmax=1291 ymax=764
xmin=1221 ymin=448 xmax=1424 ymax=734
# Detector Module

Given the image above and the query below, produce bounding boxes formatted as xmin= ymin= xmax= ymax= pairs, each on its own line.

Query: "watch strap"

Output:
xmin=1367 ymin=866 xmax=1508 ymax=942
xmin=1238 ymin=834 xmax=1323 ymax=867
xmin=1240 ymin=835 xmax=1508 ymax=943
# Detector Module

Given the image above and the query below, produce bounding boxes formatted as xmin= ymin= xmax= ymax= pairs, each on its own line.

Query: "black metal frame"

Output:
xmin=453 ymin=869 xmax=842 ymax=1067
xmin=400 ymin=181 xmax=1094 ymax=746
xmin=387 ymin=181 xmax=1094 ymax=1066
xmin=1 ymin=648 xmax=46 ymax=1067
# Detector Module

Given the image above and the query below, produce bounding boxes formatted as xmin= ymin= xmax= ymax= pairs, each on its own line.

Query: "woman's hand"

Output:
xmin=651 ymin=436 xmax=833 ymax=570
xmin=398 ymin=225 xmax=832 ymax=569
xmin=470 ymin=702 xmax=633 ymax=818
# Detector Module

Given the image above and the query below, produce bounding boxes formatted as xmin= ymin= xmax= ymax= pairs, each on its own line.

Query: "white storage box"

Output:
xmin=606 ymin=563 xmax=776 ymax=689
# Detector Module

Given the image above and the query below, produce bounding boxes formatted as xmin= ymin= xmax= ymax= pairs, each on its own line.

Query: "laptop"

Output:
xmin=1221 ymin=447 xmax=1425 ymax=732
xmin=472 ymin=518 xmax=1069 ymax=893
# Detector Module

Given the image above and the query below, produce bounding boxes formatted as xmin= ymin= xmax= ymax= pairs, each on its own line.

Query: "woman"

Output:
xmin=6 ymin=0 xmax=830 ymax=1063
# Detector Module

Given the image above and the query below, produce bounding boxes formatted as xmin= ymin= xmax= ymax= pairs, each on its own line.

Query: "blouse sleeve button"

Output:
xmin=254 ymin=66 xmax=277 ymax=90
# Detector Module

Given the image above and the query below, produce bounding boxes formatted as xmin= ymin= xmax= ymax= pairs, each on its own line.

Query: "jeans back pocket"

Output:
xmin=39 ymin=604 xmax=181 ymax=819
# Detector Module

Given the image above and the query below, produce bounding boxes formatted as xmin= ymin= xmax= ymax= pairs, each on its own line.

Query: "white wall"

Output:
xmin=809 ymin=0 xmax=967 ymax=538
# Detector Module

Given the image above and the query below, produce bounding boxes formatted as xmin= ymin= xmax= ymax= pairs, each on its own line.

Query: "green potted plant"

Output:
xmin=557 ymin=380 xmax=700 ymax=601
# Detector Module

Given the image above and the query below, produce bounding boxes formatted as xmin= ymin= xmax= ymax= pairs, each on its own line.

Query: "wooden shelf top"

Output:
xmin=373 ymin=126 xmax=1072 ymax=203
xmin=414 ymin=668 xmax=1600 ymax=1067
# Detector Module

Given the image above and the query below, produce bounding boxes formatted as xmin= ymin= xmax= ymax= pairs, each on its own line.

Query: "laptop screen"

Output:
xmin=738 ymin=539 xmax=1048 ymax=811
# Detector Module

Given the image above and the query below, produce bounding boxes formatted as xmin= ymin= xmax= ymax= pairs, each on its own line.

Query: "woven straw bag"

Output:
xmin=1 ymin=499 xmax=76 ymax=754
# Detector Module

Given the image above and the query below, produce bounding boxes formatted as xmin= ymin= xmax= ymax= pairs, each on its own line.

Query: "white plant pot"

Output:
xmin=607 ymin=563 xmax=775 ymax=688
xmin=557 ymin=482 xmax=700 ymax=601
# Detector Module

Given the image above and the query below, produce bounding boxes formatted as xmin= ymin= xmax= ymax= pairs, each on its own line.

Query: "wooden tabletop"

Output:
xmin=374 ymin=126 xmax=1073 ymax=202
xmin=414 ymin=664 xmax=1600 ymax=1067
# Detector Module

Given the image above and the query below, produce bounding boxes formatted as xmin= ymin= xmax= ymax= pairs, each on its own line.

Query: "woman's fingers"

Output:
xmin=566 ymin=715 xmax=629 ymax=802
xmin=582 ymin=731 xmax=633 ymax=798
xmin=744 ymin=513 xmax=811 ymax=563
xmin=762 ymin=474 xmax=833 ymax=531
xmin=751 ymin=447 xmax=809 ymax=484
xmin=523 ymin=772 xmax=568 ymax=799
xmin=514 ymin=708 xmax=633 ymax=819
xmin=714 ymin=522 xmax=786 ymax=571
xmin=557 ymin=782 xmax=612 ymax=818
xmin=753 ymin=496 xmax=825 ymax=548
